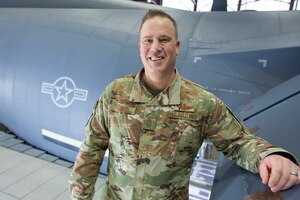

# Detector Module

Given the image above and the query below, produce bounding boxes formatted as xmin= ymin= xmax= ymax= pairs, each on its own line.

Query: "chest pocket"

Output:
xmin=160 ymin=110 xmax=203 ymax=165
xmin=109 ymin=102 xmax=142 ymax=155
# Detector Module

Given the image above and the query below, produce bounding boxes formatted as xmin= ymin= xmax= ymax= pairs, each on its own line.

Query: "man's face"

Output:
xmin=139 ymin=17 xmax=180 ymax=76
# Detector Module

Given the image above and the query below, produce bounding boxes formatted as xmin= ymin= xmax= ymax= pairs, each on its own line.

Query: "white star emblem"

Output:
xmin=55 ymin=80 xmax=73 ymax=104
xmin=41 ymin=76 xmax=88 ymax=108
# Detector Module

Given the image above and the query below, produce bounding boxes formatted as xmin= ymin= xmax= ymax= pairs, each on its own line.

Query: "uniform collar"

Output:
xmin=129 ymin=68 xmax=181 ymax=105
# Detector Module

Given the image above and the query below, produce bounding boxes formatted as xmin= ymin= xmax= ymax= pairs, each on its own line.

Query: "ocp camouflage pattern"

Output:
xmin=70 ymin=69 xmax=293 ymax=200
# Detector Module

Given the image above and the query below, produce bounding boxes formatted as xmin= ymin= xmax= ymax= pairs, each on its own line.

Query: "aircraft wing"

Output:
xmin=0 ymin=0 xmax=170 ymax=9
xmin=211 ymin=156 xmax=300 ymax=200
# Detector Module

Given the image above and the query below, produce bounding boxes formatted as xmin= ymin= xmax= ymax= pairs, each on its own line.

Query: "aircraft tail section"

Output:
xmin=237 ymin=74 xmax=300 ymax=160
xmin=212 ymin=75 xmax=300 ymax=199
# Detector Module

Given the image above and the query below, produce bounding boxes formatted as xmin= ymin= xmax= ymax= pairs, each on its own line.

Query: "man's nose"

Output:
xmin=150 ymin=40 xmax=162 ymax=52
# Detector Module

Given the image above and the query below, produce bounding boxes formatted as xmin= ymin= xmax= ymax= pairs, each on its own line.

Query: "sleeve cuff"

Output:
xmin=259 ymin=148 xmax=299 ymax=166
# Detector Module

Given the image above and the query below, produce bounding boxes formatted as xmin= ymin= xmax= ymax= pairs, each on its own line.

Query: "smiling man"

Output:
xmin=69 ymin=9 xmax=300 ymax=200
xmin=138 ymin=12 xmax=179 ymax=92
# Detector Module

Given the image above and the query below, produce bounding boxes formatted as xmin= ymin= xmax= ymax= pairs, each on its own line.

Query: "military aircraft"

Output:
xmin=0 ymin=0 xmax=299 ymax=199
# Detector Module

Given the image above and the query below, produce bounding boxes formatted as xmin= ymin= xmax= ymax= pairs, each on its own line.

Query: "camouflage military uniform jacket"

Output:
xmin=70 ymin=69 xmax=293 ymax=200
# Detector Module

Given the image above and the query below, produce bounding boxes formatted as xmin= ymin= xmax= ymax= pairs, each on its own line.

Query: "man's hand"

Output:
xmin=259 ymin=154 xmax=300 ymax=192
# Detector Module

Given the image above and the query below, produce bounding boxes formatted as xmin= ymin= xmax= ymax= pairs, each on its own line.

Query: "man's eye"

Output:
xmin=143 ymin=39 xmax=152 ymax=44
xmin=160 ymin=38 xmax=170 ymax=43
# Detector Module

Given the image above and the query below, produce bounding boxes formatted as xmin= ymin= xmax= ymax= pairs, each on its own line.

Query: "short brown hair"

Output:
xmin=139 ymin=9 xmax=178 ymax=39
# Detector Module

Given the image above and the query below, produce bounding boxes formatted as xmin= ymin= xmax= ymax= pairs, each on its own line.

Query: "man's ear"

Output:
xmin=176 ymin=41 xmax=180 ymax=55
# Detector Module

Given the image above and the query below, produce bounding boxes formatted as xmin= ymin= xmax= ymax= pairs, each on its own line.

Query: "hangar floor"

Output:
xmin=0 ymin=131 xmax=217 ymax=200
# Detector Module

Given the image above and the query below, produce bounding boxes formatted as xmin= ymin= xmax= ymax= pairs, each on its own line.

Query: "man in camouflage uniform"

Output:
xmin=69 ymin=9 xmax=300 ymax=200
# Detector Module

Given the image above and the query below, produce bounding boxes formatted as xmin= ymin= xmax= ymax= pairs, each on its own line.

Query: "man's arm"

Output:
xmin=69 ymin=94 xmax=110 ymax=200
xmin=206 ymin=98 xmax=298 ymax=176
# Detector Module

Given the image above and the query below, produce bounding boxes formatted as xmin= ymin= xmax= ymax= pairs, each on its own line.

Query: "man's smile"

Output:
xmin=148 ymin=56 xmax=165 ymax=61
